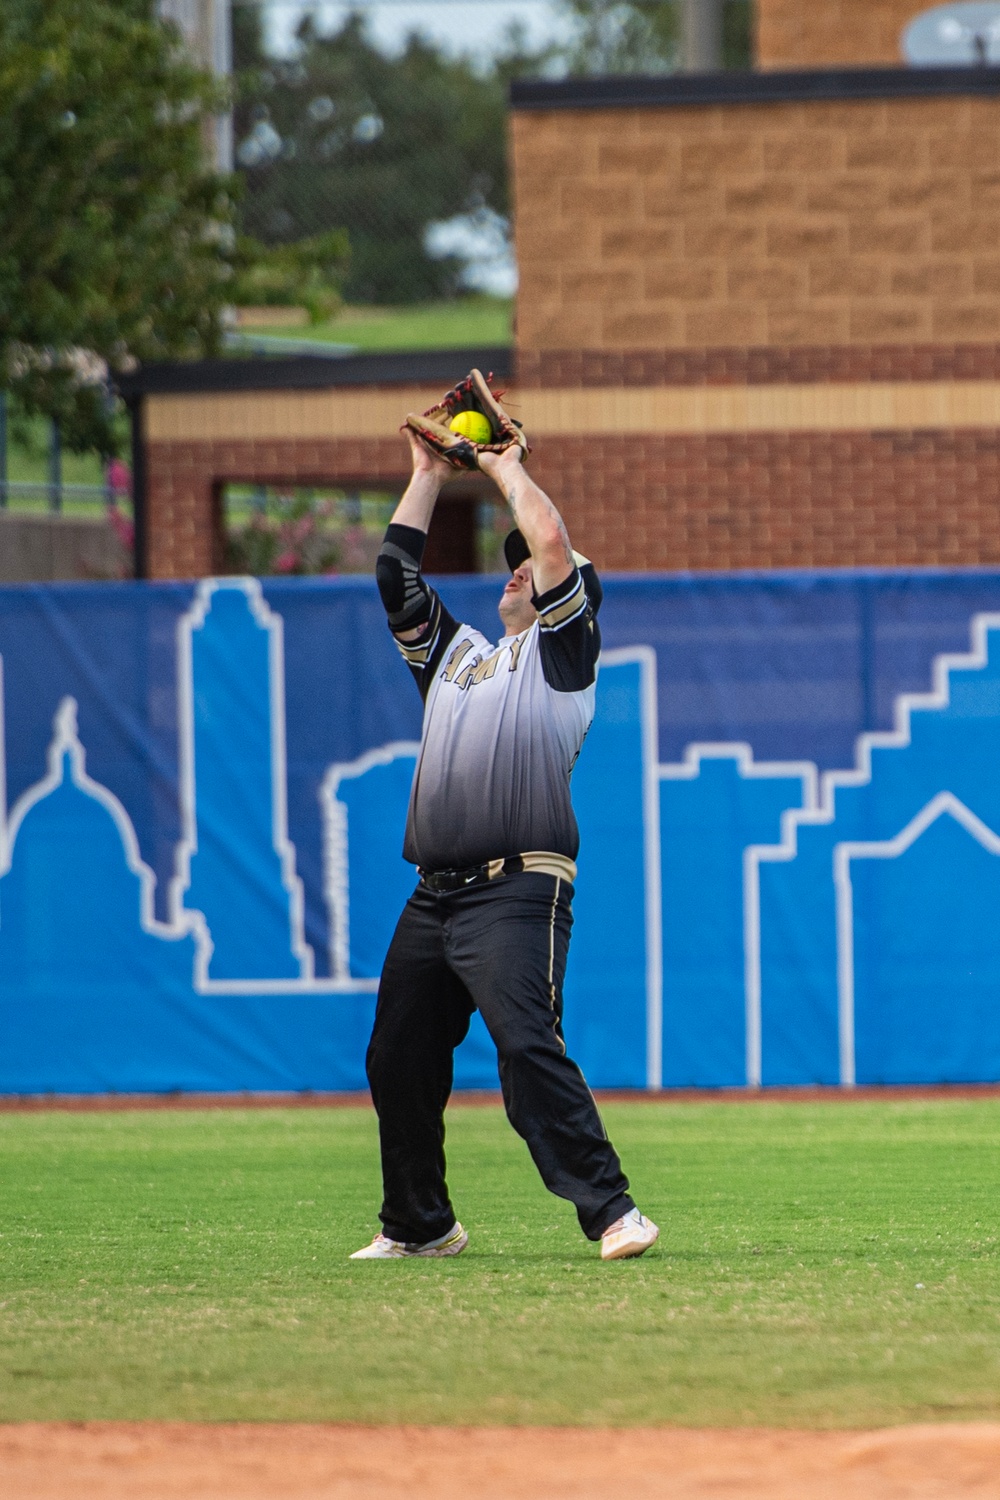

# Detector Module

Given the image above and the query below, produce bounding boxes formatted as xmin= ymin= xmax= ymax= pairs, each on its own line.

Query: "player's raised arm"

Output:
xmin=478 ymin=446 xmax=575 ymax=599
xmin=389 ymin=429 xmax=453 ymax=537
xmin=375 ymin=431 xmax=460 ymax=695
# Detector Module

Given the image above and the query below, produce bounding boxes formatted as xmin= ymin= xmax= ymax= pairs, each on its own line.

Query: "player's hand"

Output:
xmin=478 ymin=442 xmax=525 ymax=482
xmin=404 ymin=427 xmax=453 ymax=483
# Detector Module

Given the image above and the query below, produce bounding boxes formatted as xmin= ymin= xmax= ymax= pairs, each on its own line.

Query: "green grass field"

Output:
xmin=244 ymin=295 xmax=513 ymax=352
xmin=2 ymin=1098 xmax=999 ymax=1427
xmin=5 ymin=412 xmax=106 ymax=498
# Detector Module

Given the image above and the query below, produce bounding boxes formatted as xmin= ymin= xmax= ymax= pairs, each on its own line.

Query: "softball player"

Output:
xmin=351 ymin=430 xmax=658 ymax=1262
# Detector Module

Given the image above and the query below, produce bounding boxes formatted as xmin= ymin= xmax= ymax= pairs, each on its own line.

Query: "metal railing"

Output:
xmin=0 ymin=393 xmax=131 ymax=515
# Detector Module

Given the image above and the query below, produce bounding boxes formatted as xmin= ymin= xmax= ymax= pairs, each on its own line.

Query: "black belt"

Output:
xmin=419 ymin=856 xmax=524 ymax=892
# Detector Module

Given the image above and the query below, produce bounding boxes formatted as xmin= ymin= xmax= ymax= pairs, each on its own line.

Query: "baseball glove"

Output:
xmin=405 ymin=368 xmax=529 ymax=471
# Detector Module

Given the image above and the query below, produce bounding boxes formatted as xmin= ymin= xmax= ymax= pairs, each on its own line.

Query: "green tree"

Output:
xmin=230 ymin=230 xmax=350 ymax=323
xmin=561 ymin=0 xmax=680 ymax=74
xmin=235 ymin=15 xmax=520 ymax=305
xmin=561 ymin=0 xmax=752 ymax=75
xmin=0 ymin=0 xmax=236 ymax=454
xmin=721 ymin=0 xmax=754 ymax=70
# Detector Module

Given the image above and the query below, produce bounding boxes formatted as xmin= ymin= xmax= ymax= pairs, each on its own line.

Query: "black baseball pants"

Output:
xmin=366 ymin=871 xmax=635 ymax=1243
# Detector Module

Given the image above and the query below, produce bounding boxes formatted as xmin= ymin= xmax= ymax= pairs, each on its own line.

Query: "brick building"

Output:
xmin=757 ymin=0 xmax=929 ymax=71
xmin=126 ymin=0 xmax=1000 ymax=577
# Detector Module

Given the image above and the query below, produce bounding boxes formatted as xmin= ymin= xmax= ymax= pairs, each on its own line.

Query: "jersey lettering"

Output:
xmin=442 ymin=636 xmax=527 ymax=693
xmin=441 ymin=638 xmax=475 ymax=681
xmin=471 ymin=652 xmax=502 ymax=685
xmin=454 ymin=650 xmax=504 ymax=691
xmin=453 ymin=658 xmax=480 ymax=690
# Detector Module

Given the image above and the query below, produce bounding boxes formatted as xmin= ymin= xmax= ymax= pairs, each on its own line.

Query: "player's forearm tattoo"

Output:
xmin=506 ymin=486 xmax=574 ymax=563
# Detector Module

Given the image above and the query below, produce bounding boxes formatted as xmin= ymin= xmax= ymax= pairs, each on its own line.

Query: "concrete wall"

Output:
xmin=0 ymin=513 xmax=131 ymax=583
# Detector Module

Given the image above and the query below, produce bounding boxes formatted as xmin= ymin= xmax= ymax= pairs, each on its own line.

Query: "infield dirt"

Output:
xmin=4 ymin=1421 xmax=1000 ymax=1499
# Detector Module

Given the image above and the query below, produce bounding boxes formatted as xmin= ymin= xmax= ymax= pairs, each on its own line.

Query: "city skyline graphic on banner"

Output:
xmin=2 ymin=577 xmax=1000 ymax=1093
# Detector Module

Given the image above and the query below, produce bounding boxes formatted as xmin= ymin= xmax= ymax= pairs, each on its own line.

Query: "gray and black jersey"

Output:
xmin=376 ymin=523 xmax=602 ymax=873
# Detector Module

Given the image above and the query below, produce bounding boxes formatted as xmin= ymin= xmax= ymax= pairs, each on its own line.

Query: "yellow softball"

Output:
xmin=449 ymin=410 xmax=493 ymax=444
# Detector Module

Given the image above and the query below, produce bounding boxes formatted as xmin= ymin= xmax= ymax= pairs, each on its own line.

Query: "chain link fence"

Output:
xmin=230 ymin=0 xmax=752 ymax=319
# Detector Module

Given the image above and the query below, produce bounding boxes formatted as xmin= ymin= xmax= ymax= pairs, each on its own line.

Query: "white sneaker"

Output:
xmin=600 ymin=1207 xmax=659 ymax=1261
xmin=349 ymin=1222 xmax=469 ymax=1260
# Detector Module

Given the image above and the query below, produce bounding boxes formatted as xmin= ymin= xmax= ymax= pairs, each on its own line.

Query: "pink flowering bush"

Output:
xmin=106 ymin=458 xmax=131 ymax=497
xmin=224 ymin=491 xmax=341 ymax=576
xmin=106 ymin=502 xmax=134 ymax=552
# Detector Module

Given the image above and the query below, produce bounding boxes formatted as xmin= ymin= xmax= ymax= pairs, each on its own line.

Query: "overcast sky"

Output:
xmin=255 ymin=0 xmax=574 ymax=64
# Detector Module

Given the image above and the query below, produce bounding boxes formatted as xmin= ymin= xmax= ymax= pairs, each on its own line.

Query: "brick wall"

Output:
xmin=145 ymin=436 xmax=412 ymax=578
xmin=756 ymin=0 xmax=918 ymax=70
xmin=510 ymin=94 xmax=1000 ymax=351
xmin=526 ymin=429 xmax=1000 ymax=572
xmin=146 ymin=420 xmax=1000 ymax=578
xmin=515 ymin=344 xmax=1000 ymax=387
xmin=138 ymin=76 xmax=1000 ymax=581
xmin=144 ymin=434 xmax=486 ymax=578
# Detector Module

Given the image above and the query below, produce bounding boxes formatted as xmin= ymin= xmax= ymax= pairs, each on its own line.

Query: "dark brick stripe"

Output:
xmin=526 ymin=429 xmax=1000 ymax=572
xmin=514 ymin=345 xmax=1000 ymax=389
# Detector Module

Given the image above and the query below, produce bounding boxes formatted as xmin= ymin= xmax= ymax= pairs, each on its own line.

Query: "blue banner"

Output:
xmin=4 ymin=567 xmax=1000 ymax=1094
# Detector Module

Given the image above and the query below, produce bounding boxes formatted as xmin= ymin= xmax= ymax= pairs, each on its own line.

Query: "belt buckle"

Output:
xmin=420 ymin=866 xmax=485 ymax=892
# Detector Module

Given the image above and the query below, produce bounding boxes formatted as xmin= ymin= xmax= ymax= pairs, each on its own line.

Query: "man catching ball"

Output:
xmin=351 ymin=373 xmax=658 ymax=1263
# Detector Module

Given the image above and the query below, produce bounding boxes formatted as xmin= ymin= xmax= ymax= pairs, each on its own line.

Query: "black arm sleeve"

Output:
xmin=376 ymin=523 xmax=460 ymax=701
xmin=376 ymin=523 xmax=432 ymax=628
xmin=532 ymin=564 xmax=602 ymax=693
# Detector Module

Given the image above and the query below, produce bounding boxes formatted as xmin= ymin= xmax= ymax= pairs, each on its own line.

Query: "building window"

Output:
xmin=222 ymin=484 xmax=509 ymax=575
